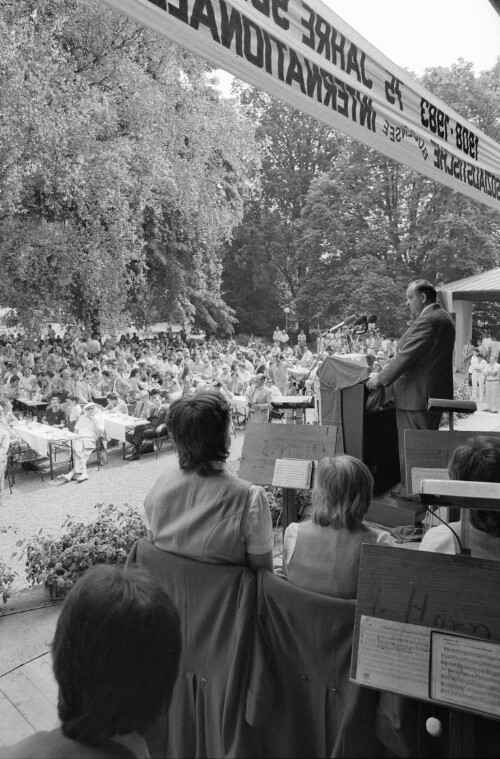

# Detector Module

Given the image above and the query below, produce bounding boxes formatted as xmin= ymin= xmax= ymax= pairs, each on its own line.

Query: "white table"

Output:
xmin=13 ymin=421 xmax=80 ymax=479
xmin=100 ymin=412 xmax=146 ymax=458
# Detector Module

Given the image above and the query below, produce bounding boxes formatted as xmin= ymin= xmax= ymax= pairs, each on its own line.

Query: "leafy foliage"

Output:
xmin=16 ymin=502 xmax=146 ymax=594
xmin=224 ymin=62 xmax=500 ymax=338
xmin=0 ymin=559 xmax=17 ymax=606
xmin=0 ymin=0 xmax=259 ymax=334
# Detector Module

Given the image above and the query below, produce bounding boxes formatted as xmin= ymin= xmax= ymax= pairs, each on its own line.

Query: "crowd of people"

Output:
xmin=2 ymin=277 xmax=500 ymax=756
xmin=465 ymin=332 xmax=500 ymax=413
xmin=0 ymin=321 xmax=380 ymax=489
xmin=2 ymin=385 xmax=499 ymax=757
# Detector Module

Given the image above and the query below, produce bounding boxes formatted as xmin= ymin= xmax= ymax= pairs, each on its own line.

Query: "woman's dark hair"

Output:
xmin=53 ymin=565 xmax=181 ymax=742
xmin=167 ymin=390 xmax=231 ymax=474
xmin=130 ymin=368 xmax=140 ymax=378
xmin=448 ymin=436 xmax=500 ymax=536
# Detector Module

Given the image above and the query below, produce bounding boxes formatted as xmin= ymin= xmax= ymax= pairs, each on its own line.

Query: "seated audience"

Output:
xmin=128 ymin=368 xmax=145 ymax=403
xmin=0 ymin=564 xmax=181 ymax=759
xmin=143 ymin=390 xmax=274 ymax=572
xmin=125 ymin=389 xmax=168 ymax=460
xmin=42 ymin=396 xmax=66 ymax=429
xmin=264 ymin=375 xmax=282 ymax=402
xmin=283 ymin=455 xmax=392 ymax=598
xmin=132 ymin=390 xmax=153 ymax=419
xmin=66 ymin=394 xmax=82 ymax=432
xmin=109 ymin=369 xmax=130 ymax=402
xmin=105 ymin=392 xmax=129 ymax=416
xmin=58 ymin=403 xmax=105 ymax=483
xmin=420 ymin=435 xmax=500 ymax=559
xmin=163 ymin=371 xmax=182 ymax=403
xmin=18 ymin=365 xmax=38 ymax=395
xmin=99 ymin=369 xmax=114 ymax=395
xmin=2 ymin=375 xmax=21 ymax=403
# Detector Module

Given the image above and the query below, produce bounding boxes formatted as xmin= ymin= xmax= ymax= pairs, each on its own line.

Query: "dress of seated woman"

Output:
xmin=143 ymin=390 xmax=274 ymax=574
xmin=284 ymin=455 xmax=392 ymax=598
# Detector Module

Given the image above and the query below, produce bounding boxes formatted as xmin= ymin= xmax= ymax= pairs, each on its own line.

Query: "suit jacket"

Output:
xmin=378 ymin=303 xmax=455 ymax=411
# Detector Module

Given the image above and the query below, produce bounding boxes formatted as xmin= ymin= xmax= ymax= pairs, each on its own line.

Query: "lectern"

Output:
xmin=316 ymin=356 xmax=400 ymax=493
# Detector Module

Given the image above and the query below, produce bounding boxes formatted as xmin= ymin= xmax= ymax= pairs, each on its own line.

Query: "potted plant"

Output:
xmin=15 ymin=502 xmax=147 ymax=600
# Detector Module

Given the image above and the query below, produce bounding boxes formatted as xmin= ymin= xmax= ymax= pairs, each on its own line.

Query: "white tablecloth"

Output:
xmin=13 ymin=422 xmax=79 ymax=458
xmin=101 ymin=413 xmax=144 ymax=443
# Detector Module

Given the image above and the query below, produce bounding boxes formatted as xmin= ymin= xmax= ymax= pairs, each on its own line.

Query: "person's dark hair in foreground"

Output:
xmin=0 ymin=565 xmax=181 ymax=758
xmin=167 ymin=390 xmax=231 ymax=474
xmin=54 ymin=565 xmax=181 ymax=742
xmin=448 ymin=435 xmax=500 ymax=536
xmin=52 ymin=565 xmax=181 ymax=742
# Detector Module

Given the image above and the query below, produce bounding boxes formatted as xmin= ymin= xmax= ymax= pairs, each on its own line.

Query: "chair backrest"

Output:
xmin=125 ymin=539 xmax=260 ymax=759
xmin=249 ymin=570 xmax=381 ymax=758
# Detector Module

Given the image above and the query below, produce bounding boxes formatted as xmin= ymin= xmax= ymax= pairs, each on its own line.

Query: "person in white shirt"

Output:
xmin=484 ymin=354 xmax=500 ymax=413
xmin=105 ymin=391 xmax=129 ymax=416
xmin=66 ymin=394 xmax=82 ymax=432
xmin=299 ymin=348 xmax=314 ymax=368
xmin=470 ymin=348 xmax=487 ymax=402
xmin=264 ymin=376 xmax=282 ymax=403
xmin=58 ymin=403 xmax=105 ymax=483
xmin=420 ymin=436 xmax=500 ymax=560
xmin=247 ymin=374 xmax=272 ymax=423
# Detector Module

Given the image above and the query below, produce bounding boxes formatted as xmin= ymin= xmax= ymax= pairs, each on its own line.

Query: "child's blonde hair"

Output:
xmin=312 ymin=455 xmax=373 ymax=530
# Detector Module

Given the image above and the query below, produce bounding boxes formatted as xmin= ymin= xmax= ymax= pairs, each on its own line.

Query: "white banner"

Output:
xmin=103 ymin=0 xmax=500 ymax=211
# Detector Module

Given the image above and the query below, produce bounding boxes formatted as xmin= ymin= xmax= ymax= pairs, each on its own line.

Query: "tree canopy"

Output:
xmin=1 ymin=2 xmax=499 ymax=341
xmin=224 ymin=59 xmax=500 ymax=339
xmin=0 ymin=0 xmax=259 ymax=334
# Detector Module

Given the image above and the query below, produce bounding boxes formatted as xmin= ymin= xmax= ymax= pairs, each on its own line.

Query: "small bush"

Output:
xmin=0 ymin=560 xmax=17 ymax=606
xmin=15 ymin=503 xmax=146 ymax=596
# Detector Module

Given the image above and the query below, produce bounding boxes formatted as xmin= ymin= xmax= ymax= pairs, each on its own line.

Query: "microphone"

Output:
xmin=326 ymin=314 xmax=357 ymax=333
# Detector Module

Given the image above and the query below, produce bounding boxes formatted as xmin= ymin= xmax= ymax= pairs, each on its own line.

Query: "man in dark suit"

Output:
xmin=366 ymin=280 xmax=455 ymax=497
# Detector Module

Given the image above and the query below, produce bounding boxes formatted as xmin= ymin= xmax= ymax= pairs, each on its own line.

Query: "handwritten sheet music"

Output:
xmin=430 ymin=632 xmax=500 ymax=717
xmin=355 ymin=616 xmax=430 ymax=699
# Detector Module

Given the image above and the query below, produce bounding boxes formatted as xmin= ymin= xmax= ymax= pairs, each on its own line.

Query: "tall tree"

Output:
xmin=222 ymin=87 xmax=341 ymax=337
xmin=0 ymin=0 xmax=259 ymax=334
xmin=293 ymin=61 xmax=500 ymax=336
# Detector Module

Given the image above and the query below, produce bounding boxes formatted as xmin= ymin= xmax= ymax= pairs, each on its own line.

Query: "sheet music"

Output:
xmin=355 ymin=616 xmax=430 ymax=699
xmin=272 ymin=458 xmax=313 ymax=489
xmin=430 ymin=632 xmax=500 ymax=717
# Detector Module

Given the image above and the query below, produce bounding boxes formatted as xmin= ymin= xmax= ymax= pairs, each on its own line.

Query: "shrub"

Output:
xmin=15 ymin=503 xmax=146 ymax=597
xmin=0 ymin=560 xmax=17 ymax=606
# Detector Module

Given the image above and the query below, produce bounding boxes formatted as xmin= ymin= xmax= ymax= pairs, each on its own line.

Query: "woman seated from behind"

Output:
xmin=419 ymin=435 xmax=500 ymax=559
xmin=143 ymin=390 xmax=274 ymax=573
xmin=284 ymin=455 xmax=392 ymax=598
